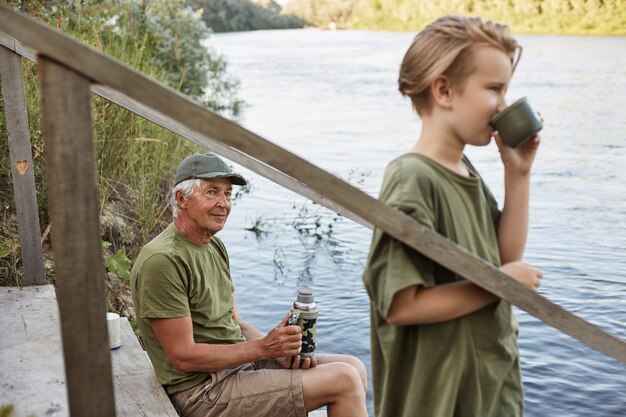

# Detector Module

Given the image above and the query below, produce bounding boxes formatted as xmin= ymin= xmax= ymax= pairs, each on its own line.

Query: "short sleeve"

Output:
xmin=136 ymin=253 xmax=190 ymax=319
xmin=363 ymin=158 xmax=437 ymax=318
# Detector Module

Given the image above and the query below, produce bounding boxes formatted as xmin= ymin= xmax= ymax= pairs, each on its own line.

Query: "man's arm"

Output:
xmin=150 ymin=314 xmax=301 ymax=373
xmin=230 ymin=292 xmax=320 ymax=370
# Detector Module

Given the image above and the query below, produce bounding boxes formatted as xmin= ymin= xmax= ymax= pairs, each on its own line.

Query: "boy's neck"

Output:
xmin=410 ymin=119 xmax=469 ymax=177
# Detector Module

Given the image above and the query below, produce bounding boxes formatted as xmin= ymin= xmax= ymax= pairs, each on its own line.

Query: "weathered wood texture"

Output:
xmin=0 ymin=6 xmax=624 ymax=364
xmin=112 ymin=318 xmax=179 ymax=416
xmin=0 ymin=285 xmax=67 ymax=416
xmin=0 ymin=45 xmax=46 ymax=285
xmin=0 ymin=285 xmax=178 ymax=417
xmin=38 ymin=56 xmax=115 ymax=417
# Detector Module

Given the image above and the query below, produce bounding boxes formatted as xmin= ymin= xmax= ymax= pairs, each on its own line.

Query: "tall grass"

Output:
xmin=0 ymin=0 xmax=241 ymax=285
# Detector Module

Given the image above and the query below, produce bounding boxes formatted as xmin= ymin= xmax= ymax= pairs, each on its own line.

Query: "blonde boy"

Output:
xmin=363 ymin=16 xmax=543 ymax=417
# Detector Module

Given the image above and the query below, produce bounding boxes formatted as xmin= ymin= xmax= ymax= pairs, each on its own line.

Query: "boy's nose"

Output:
xmin=496 ymin=96 xmax=508 ymax=113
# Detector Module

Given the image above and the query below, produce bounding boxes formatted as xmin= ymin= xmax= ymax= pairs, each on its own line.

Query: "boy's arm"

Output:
xmin=498 ymin=171 xmax=530 ymax=263
xmin=386 ymin=281 xmax=498 ymax=325
xmin=495 ymin=134 xmax=540 ymax=263
xmin=386 ymin=262 xmax=543 ymax=325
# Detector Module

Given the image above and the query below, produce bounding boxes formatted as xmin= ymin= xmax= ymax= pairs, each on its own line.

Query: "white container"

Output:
xmin=107 ymin=312 xmax=122 ymax=350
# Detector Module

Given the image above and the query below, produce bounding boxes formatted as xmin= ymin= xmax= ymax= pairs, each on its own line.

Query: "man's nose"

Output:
xmin=215 ymin=193 xmax=229 ymax=207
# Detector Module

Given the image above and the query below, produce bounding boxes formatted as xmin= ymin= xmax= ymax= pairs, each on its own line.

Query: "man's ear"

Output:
xmin=175 ymin=190 xmax=187 ymax=209
xmin=431 ymin=75 xmax=453 ymax=109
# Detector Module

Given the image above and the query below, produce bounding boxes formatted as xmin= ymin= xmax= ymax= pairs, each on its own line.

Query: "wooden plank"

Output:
xmin=1 ymin=7 xmax=625 ymax=364
xmin=0 ymin=31 xmax=36 ymax=62
xmin=0 ymin=45 xmax=46 ymax=285
xmin=0 ymin=286 xmax=179 ymax=417
xmin=112 ymin=317 xmax=178 ymax=416
xmin=0 ymin=285 xmax=67 ymax=417
xmin=38 ymin=56 xmax=115 ymax=417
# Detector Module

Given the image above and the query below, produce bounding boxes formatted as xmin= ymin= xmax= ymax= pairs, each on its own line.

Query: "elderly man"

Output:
xmin=131 ymin=153 xmax=367 ymax=417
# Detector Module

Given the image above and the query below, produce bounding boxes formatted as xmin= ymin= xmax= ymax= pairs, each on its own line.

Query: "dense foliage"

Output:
xmin=282 ymin=0 xmax=360 ymax=28
xmin=188 ymin=0 xmax=307 ymax=32
xmin=283 ymin=0 xmax=626 ymax=34
xmin=0 ymin=0 xmax=242 ymax=285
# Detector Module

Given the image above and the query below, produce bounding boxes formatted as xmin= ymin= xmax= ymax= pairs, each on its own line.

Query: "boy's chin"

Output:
xmin=470 ymin=136 xmax=492 ymax=147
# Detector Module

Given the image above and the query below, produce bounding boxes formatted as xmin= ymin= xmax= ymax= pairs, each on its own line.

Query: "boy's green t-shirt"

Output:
xmin=363 ymin=154 xmax=523 ymax=417
xmin=130 ymin=223 xmax=245 ymax=394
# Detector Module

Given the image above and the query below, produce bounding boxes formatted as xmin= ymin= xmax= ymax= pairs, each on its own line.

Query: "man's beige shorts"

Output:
xmin=170 ymin=359 xmax=306 ymax=417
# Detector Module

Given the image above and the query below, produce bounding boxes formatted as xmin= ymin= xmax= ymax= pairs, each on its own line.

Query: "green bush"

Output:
xmin=284 ymin=0 xmax=626 ymax=34
xmin=0 ymin=0 xmax=243 ymax=284
xmin=188 ymin=0 xmax=307 ymax=32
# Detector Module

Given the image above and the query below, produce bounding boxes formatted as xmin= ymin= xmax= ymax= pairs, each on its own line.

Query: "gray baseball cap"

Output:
xmin=174 ymin=153 xmax=247 ymax=186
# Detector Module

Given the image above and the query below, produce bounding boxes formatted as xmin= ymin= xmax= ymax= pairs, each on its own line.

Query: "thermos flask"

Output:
xmin=289 ymin=289 xmax=318 ymax=363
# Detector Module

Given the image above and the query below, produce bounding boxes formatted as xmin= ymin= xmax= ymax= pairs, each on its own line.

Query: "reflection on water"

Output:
xmin=211 ymin=30 xmax=626 ymax=416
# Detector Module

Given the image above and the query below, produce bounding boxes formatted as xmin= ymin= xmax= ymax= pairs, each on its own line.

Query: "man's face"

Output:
xmin=180 ymin=178 xmax=233 ymax=237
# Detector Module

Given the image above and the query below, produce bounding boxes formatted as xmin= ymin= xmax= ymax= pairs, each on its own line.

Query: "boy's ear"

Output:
xmin=431 ymin=75 xmax=453 ymax=109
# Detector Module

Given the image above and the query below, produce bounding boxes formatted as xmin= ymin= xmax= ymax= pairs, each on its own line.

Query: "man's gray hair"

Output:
xmin=170 ymin=179 xmax=202 ymax=219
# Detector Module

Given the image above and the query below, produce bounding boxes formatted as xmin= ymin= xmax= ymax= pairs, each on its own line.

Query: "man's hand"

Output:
xmin=277 ymin=352 xmax=319 ymax=370
xmin=260 ymin=313 xmax=302 ymax=359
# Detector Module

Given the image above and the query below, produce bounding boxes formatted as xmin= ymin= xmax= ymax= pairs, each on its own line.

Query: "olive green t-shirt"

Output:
xmin=130 ymin=223 xmax=245 ymax=394
xmin=363 ymin=154 xmax=523 ymax=417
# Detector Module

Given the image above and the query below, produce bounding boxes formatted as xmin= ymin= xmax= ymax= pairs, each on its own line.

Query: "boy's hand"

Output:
xmin=500 ymin=261 xmax=543 ymax=291
xmin=493 ymin=130 xmax=541 ymax=176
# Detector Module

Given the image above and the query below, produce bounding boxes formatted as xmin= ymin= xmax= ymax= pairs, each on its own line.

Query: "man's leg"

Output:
xmin=301 ymin=354 xmax=368 ymax=417
xmin=315 ymin=353 xmax=367 ymax=391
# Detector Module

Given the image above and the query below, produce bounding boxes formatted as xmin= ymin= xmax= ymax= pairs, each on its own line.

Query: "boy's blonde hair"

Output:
xmin=399 ymin=15 xmax=520 ymax=115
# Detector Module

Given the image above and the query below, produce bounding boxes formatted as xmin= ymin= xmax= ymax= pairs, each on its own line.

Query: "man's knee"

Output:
xmin=345 ymin=356 xmax=367 ymax=386
xmin=326 ymin=362 xmax=364 ymax=397
xmin=324 ymin=354 xmax=367 ymax=390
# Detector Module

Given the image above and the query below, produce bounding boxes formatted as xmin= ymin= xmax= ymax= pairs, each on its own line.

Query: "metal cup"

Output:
xmin=490 ymin=97 xmax=543 ymax=148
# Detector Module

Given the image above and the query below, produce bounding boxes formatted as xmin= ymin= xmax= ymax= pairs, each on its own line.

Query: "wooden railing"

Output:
xmin=1 ymin=4 xmax=625 ymax=417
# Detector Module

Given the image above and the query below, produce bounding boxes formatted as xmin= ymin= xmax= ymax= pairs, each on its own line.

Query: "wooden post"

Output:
xmin=0 ymin=45 xmax=46 ymax=285
xmin=38 ymin=56 xmax=115 ymax=417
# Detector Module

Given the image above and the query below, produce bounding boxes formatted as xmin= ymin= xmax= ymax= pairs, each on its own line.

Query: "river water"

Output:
xmin=209 ymin=29 xmax=626 ymax=416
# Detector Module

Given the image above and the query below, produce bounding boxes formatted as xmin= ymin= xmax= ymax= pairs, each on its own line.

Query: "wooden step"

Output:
xmin=0 ymin=285 xmax=177 ymax=416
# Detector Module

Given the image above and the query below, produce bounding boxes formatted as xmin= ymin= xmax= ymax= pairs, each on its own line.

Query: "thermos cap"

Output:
xmin=297 ymin=289 xmax=315 ymax=304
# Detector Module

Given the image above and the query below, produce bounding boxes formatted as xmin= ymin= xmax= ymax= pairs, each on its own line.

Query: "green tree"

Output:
xmin=284 ymin=0 xmax=626 ymax=34
xmin=283 ymin=0 xmax=362 ymax=26
xmin=187 ymin=0 xmax=307 ymax=32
